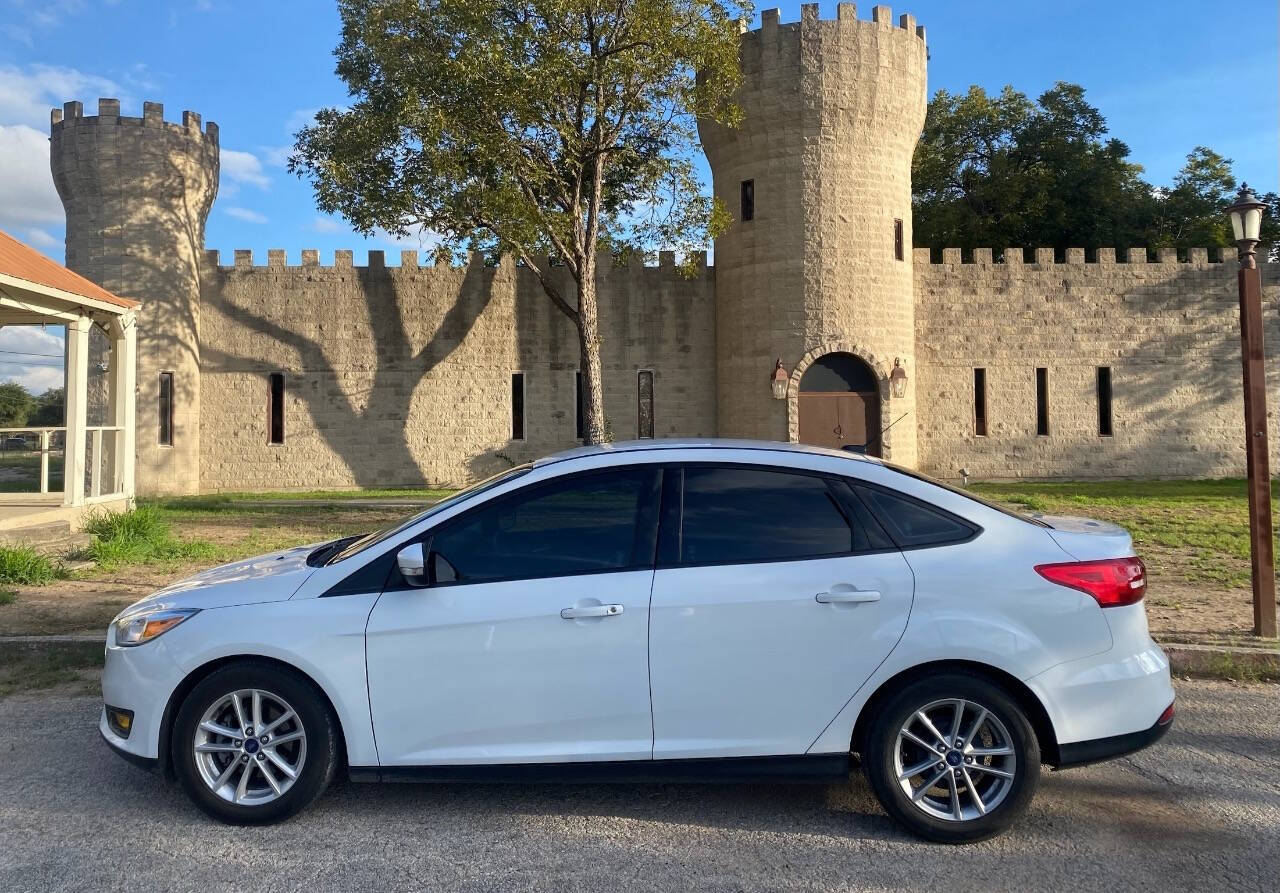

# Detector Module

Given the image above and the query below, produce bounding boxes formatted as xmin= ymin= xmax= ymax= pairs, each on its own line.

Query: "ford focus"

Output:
xmin=100 ymin=440 xmax=1174 ymax=842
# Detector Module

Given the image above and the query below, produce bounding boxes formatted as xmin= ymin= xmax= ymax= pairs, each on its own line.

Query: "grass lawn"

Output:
xmin=972 ymin=479 xmax=1280 ymax=644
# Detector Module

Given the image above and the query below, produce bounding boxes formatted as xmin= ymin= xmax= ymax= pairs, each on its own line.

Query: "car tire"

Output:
xmin=171 ymin=661 xmax=339 ymax=825
xmin=862 ymin=671 xmax=1040 ymax=844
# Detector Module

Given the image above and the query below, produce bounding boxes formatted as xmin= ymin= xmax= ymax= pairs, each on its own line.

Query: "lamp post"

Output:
xmin=1228 ymin=184 xmax=1277 ymax=638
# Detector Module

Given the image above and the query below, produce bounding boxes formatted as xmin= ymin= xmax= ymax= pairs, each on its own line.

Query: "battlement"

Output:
xmin=50 ymin=98 xmax=218 ymax=145
xmin=914 ymin=247 xmax=1267 ymax=266
xmin=203 ymin=248 xmax=714 ymax=274
xmin=739 ymin=4 xmax=926 ymax=73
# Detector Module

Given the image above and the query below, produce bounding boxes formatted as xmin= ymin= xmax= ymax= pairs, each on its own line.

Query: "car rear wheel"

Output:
xmin=172 ymin=661 xmax=339 ymax=824
xmin=863 ymin=672 xmax=1040 ymax=843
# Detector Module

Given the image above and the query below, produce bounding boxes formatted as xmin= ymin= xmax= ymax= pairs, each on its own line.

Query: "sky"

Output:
xmin=0 ymin=0 xmax=1276 ymax=390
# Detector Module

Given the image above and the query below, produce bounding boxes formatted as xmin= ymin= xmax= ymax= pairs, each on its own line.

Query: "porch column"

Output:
xmin=63 ymin=315 xmax=90 ymax=507
xmin=106 ymin=312 xmax=137 ymax=499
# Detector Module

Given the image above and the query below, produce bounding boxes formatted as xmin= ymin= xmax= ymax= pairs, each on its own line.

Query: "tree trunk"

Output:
xmin=576 ymin=257 xmax=608 ymax=444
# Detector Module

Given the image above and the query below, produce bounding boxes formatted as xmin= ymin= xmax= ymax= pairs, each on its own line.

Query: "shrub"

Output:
xmin=83 ymin=506 xmax=218 ymax=569
xmin=0 ymin=545 xmax=60 ymax=585
xmin=0 ymin=587 xmax=17 ymax=605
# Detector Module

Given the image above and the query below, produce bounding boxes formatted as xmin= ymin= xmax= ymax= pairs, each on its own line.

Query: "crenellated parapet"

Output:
xmin=51 ymin=98 xmax=219 ymax=145
xmin=739 ymin=4 xmax=927 ymax=79
xmin=914 ymin=247 xmax=1268 ymax=267
xmin=201 ymin=249 xmax=714 ymax=275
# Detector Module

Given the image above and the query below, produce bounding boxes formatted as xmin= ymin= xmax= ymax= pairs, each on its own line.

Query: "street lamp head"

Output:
xmin=1228 ymin=183 xmax=1266 ymax=246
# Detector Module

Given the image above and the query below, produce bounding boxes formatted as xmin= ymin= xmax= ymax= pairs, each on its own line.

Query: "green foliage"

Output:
xmin=0 ymin=382 xmax=36 ymax=428
xmin=28 ymin=388 xmax=64 ymax=427
xmin=0 ymin=587 xmax=18 ymax=605
xmin=912 ymin=83 xmax=1280 ymax=255
xmin=0 ymin=545 xmax=60 ymax=585
xmin=82 ymin=506 xmax=219 ymax=569
xmin=291 ymin=0 xmax=752 ymax=443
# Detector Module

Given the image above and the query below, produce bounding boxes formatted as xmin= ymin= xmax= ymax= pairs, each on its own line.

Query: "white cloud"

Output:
xmin=0 ymin=63 xmax=121 ymax=128
xmin=22 ymin=227 xmax=58 ymax=250
xmin=220 ymin=149 xmax=270 ymax=189
xmin=312 ymin=216 xmax=343 ymax=233
xmin=225 ymin=206 xmax=268 ymax=224
xmin=260 ymin=144 xmax=293 ymax=168
xmin=285 ymin=107 xmax=320 ymax=134
xmin=0 ymin=325 xmax=65 ymax=393
xmin=0 ymin=123 xmax=64 ymax=233
xmin=374 ymin=224 xmax=444 ymax=252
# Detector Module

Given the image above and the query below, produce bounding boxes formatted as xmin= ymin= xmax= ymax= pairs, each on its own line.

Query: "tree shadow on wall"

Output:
xmin=202 ymin=260 xmax=499 ymax=488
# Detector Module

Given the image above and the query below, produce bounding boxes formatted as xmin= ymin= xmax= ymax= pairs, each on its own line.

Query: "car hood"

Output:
xmin=120 ymin=542 xmax=322 ymax=615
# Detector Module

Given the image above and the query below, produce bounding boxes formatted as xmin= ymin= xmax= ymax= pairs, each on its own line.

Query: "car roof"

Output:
xmin=533 ymin=438 xmax=880 ymax=469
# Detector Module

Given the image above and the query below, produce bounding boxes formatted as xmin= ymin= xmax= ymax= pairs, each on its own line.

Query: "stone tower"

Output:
xmin=51 ymin=99 xmax=218 ymax=494
xmin=700 ymin=4 xmax=928 ymax=464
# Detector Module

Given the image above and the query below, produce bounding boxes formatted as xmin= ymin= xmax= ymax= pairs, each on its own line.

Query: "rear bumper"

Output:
xmin=1054 ymin=704 xmax=1174 ymax=768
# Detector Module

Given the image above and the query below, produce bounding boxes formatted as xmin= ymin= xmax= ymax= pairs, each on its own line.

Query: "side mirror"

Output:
xmin=396 ymin=542 xmax=428 ymax=587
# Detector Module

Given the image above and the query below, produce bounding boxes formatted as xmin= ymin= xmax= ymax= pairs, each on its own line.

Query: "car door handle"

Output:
xmin=815 ymin=589 xmax=881 ymax=604
xmin=560 ymin=604 xmax=624 ymax=619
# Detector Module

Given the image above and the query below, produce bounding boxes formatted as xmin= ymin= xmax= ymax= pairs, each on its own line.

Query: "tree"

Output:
xmin=912 ymin=83 xmax=1151 ymax=255
xmin=28 ymin=388 xmax=64 ymax=427
xmin=291 ymin=0 xmax=748 ymax=443
xmin=0 ymin=382 xmax=35 ymax=428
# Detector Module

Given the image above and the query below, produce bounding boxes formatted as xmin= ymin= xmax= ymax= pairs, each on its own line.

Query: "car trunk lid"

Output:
xmin=1033 ymin=514 xmax=1135 ymax=560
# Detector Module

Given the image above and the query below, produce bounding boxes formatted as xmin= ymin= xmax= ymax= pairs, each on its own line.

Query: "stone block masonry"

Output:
xmin=914 ymin=248 xmax=1280 ymax=480
xmin=198 ymin=251 xmax=715 ymax=489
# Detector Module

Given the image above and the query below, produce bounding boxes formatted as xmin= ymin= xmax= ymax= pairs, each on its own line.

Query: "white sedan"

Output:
xmin=100 ymin=440 xmax=1174 ymax=843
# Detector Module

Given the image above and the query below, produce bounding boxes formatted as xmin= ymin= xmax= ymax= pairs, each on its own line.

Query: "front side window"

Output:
xmin=678 ymin=466 xmax=854 ymax=565
xmin=429 ymin=468 xmax=660 ymax=584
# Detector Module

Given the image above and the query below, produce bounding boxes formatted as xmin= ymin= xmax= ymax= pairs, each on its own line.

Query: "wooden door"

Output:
xmin=797 ymin=392 xmax=880 ymax=456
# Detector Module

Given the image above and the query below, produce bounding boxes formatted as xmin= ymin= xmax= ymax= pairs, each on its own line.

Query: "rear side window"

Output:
xmin=855 ymin=484 xmax=978 ymax=548
xmin=678 ymin=466 xmax=853 ymax=565
xmin=428 ymin=468 xmax=659 ymax=584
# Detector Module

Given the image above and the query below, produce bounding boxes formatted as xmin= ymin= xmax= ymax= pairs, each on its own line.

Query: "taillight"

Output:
xmin=1034 ymin=556 xmax=1146 ymax=607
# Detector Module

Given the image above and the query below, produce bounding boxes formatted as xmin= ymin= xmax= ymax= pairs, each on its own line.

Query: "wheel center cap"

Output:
xmin=243 ymin=738 xmax=260 ymax=754
xmin=945 ymin=750 xmax=962 ymax=766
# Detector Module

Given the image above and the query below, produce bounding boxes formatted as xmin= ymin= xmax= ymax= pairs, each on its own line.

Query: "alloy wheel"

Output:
xmin=892 ymin=697 xmax=1017 ymax=822
xmin=192 ymin=688 xmax=307 ymax=806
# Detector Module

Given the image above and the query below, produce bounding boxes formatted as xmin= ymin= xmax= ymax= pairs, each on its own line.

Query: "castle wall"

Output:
xmin=198 ymin=250 xmax=716 ymax=489
xmin=914 ymin=248 xmax=1280 ymax=480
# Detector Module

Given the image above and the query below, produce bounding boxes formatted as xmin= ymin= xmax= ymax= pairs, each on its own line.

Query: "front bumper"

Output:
xmin=1055 ymin=702 xmax=1175 ymax=768
xmin=100 ymin=624 xmax=187 ymax=764
xmin=100 ymin=720 xmax=160 ymax=773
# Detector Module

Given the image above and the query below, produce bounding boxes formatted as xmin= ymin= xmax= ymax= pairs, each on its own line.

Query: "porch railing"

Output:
xmin=0 ymin=425 xmax=125 ymax=500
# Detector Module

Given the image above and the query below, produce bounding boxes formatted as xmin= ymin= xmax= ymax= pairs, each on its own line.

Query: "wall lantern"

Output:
xmin=889 ymin=357 xmax=908 ymax=399
xmin=770 ymin=358 xmax=788 ymax=400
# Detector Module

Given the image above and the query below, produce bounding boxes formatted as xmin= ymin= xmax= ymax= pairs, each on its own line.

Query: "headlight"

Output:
xmin=113 ymin=607 xmax=200 ymax=647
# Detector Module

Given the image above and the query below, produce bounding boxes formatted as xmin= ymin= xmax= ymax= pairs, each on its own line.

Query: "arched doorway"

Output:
xmin=797 ymin=353 xmax=882 ymax=456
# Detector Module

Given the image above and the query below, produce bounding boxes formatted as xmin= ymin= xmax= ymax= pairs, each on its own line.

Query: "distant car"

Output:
xmin=99 ymin=439 xmax=1173 ymax=842
xmin=1 ymin=436 xmax=30 ymax=451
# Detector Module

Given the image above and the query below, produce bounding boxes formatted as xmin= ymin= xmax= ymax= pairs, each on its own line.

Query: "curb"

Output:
xmin=1161 ymin=641 xmax=1279 ymax=682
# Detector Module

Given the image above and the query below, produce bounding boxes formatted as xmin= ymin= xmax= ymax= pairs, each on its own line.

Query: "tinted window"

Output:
xmin=855 ymin=485 xmax=976 ymax=548
xmin=679 ymin=467 xmax=852 ymax=565
xmin=429 ymin=469 xmax=659 ymax=583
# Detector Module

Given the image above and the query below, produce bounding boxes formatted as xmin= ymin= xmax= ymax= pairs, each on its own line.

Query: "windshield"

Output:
xmin=875 ymin=460 xmax=1049 ymax=527
xmin=324 ymin=464 xmax=533 ymax=565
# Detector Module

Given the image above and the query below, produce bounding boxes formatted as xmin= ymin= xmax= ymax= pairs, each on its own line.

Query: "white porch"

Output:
xmin=0 ymin=229 xmax=139 ymax=533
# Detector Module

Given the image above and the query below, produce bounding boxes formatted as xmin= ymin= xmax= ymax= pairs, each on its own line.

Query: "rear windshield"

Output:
xmin=876 ymin=461 xmax=1049 ymax=528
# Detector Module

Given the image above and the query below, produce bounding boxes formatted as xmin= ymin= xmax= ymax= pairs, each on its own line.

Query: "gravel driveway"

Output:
xmin=0 ymin=678 xmax=1276 ymax=892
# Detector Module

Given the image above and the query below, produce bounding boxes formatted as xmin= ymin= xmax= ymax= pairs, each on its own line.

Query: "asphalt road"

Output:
xmin=0 ymin=678 xmax=1276 ymax=893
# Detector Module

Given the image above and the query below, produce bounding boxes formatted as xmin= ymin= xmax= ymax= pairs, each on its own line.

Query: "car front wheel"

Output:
xmin=171 ymin=661 xmax=339 ymax=824
xmin=862 ymin=672 xmax=1040 ymax=843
